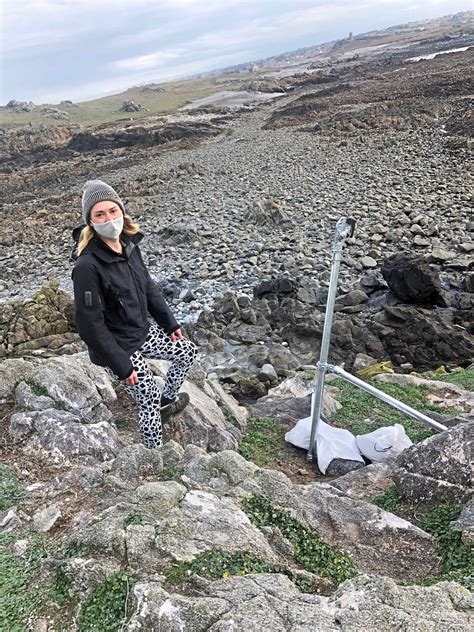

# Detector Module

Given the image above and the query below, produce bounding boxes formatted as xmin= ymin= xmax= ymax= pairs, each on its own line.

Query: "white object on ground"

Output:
xmin=285 ymin=416 xmax=364 ymax=474
xmin=356 ymin=423 xmax=412 ymax=462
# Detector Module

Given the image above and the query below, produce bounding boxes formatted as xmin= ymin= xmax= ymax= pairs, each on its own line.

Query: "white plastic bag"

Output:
xmin=285 ymin=416 xmax=364 ymax=475
xmin=356 ymin=423 xmax=412 ymax=462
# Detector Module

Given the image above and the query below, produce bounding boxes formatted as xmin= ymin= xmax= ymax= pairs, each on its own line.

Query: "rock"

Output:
xmin=286 ymin=483 xmax=441 ymax=581
xmin=352 ymin=353 xmax=379 ymax=372
xmin=251 ymin=387 xmax=340 ymax=422
xmin=109 ymin=444 xmax=164 ymax=484
xmin=32 ymin=502 xmax=61 ymax=532
xmin=329 ymin=463 xmax=396 ymax=500
xmin=203 ymin=379 xmax=248 ymax=431
xmin=9 ymin=409 xmax=124 ymax=465
xmin=394 ymin=423 xmax=473 ymax=507
xmin=14 ymin=381 xmax=55 ymax=410
xmin=381 ymin=253 xmax=442 ymax=303
xmin=0 ymin=507 xmax=22 ymax=532
xmin=148 ymin=360 xmax=241 ymax=452
xmin=26 ymin=356 xmax=114 ymax=422
xmin=0 ymin=358 xmax=35 ymax=400
xmin=126 ymin=573 xmax=473 ymax=631
xmin=68 ymin=121 xmax=221 ymax=152
xmin=0 ymin=282 xmax=76 ymax=358
xmin=430 ymin=247 xmax=456 ymax=261
xmin=325 ymin=458 xmax=365 ymax=476
xmin=450 ymin=499 xmax=474 ymax=545
xmin=360 ymin=256 xmax=377 ymax=268
xmin=245 ymin=198 xmax=290 ymax=225
xmin=119 ymin=100 xmax=147 ymax=113
xmin=337 ymin=289 xmax=369 ymax=306
xmin=155 ymin=489 xmax=279 ymax=563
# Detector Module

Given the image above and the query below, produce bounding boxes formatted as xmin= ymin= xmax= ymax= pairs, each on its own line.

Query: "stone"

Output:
xmin=14 ymin=381 xmax=55 ymax=411
xmin=329 ymin=463 xmax=396 ymax=500
xmin=450 ymin=499 xmax=474 ymax=545
xmin=29 ymin=355 xmax=115 ymax=423
xmin=283 ymin=482 xmax=441 ymax=581
xmin=32 ymin=502 xmax=61 ymax=532
xmin=148 ymin=361 xmax=241 ymax=451
xmin=154 ymin=489 xmax=280 ymax=563
xmin=352 ymin=353 xmax=379 ymax=372
xmin=109 ymin=444 xmax=164 ymax=483
xmin=360 ymin=256 xmax=377 ymax=268
xmin=395 ymin=422 xmax=473 ymax=507
xmin=325 ymin=458 xmax=366 ymax=476
xmin=203 ymin=379 xmax=248 ymax=431
xmin=0 ymin=507 xmax=22 ymax=532
xmin=126 ymin=573 xmax=474 ymax=631
xmin=381 ymin=253 xmax=442 ymax=303
xmin=9 ymin=409 xmax=123 ymax=465
xmin=0 ymin=358 xmax=35 ymax=400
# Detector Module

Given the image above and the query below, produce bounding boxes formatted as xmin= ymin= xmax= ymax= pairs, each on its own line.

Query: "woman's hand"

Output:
xmin=170 ymin=328 xmax=183 ymax=342
xmin=121 ymin=369 xmax=139 ymax=385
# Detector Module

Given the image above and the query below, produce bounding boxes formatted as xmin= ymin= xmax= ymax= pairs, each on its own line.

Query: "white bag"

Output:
xmin=285 ymin=416 xmax=364 ymax=475
xmin=356 ymin=423 xmax=412 ymax=462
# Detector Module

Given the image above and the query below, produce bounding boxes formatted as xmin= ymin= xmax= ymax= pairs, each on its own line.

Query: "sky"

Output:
xmin=1 ymin=0 xmax=472 ymax=104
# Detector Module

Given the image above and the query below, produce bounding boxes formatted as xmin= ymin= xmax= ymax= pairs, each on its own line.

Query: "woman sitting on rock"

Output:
xmin=72 ymin=179 xmax=197 ymax=448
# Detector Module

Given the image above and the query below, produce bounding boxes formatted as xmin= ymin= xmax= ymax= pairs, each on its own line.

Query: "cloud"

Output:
xmin=1 ymin=0 xmax=472 ymax=103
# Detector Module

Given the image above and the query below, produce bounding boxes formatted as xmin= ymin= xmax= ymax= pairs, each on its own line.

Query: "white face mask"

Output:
xmin=91 ymin=216 xmax=124 ymax=239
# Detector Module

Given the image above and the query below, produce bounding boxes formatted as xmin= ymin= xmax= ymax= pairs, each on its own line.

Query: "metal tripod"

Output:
xmin=307 ymin=217 xmax=447 ymax=465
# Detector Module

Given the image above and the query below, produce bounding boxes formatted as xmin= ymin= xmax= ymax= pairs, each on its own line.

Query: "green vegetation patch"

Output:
xmin=27 ymin=380 xmax=50 ymax=398
xmin=371 ymin=488 xmax=473 ymax=591
xmin=0 ymin=464 xmax=24 ymax=511
xmin=77 ymin=571 xmax=135 ymax=632
xmin=433 ymin=368 xmax=474 ymax=391
xmin=123 ymin=514 xmax=143 ymax=527
xmin=160 ymin=465 xmax=184 ymax=481
xmin=242 ymin=494 xmax=356 ymax=586
xmin=330 ymin=378 xmax=461 ymax=442
xmin=164 ymin=549 xmax=314 ymax=593
xmin=238 ymin=417 xmax=286 ymax=466
xmin=420 ymin=505 xmax=474 ymax=590
xmin=373 ymin=484 xmax=403 ymax=514
xmin=0 ymin=531 xmax=49 ymax=629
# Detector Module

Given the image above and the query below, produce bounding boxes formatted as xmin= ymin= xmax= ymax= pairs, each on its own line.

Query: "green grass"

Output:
xmin=243 ymin=494 xmax=356 ymax=586
xmin=433 ymin=368 xmax=474 ymax=391
xmin=160 ymin=465 xmax=184 ymax=481
xmin=0 ymin=70 xmax=258 ymax=129
xmin=373 ymin=485 xmax=403 ymax=514
xmin=420 ymin=505 xmax=474 ymax=590
xmin=164 ymin=549 xmax=315 ymax=593
xmin=372 ymin=486 xmax=473 ymax=591
xmin=0 ymin=531 xmax=49 ymax=630
xmin=27 ymin=381 xmax=50 ymax=398
xmin=0 ymin=464 xmax=23 ymax=511
xmin=114 ymin=416 xmax=130 ymax=429
xmin=330 ymin=378 xmax=461 ymax=442
xmin=123 ymin=514 xmax=143 ymax=527
xmin=77 ymin=572 xmax=134 ymax=632
xmin=238 ymin=417 xmax=286 ymax=466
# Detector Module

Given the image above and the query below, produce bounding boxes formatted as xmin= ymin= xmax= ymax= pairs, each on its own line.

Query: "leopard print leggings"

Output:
xmin=105 ymin=322 xmax=198 ymax=448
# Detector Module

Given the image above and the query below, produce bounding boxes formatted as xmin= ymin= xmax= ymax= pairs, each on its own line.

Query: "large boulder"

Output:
xmin=126 ymin=573 xmax=473 ymax=632
xmin=148 ymin=360 xmax=241 ymax=451
xmin=0 ymin=282 xmax=78 ymax=357
xmin=394 ymin=423 xmax=473 ymax=507
xmin=171 ymin=446 xmax=441 ymax=582
xmin=381 ymin=253 xmax=442 ymax=303
xmin=9 ymin=408 xmax=123 ymax=465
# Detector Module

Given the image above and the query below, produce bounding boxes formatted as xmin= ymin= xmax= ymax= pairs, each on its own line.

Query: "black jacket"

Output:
xmin=72 ymin=230 xmax=179 ymax=380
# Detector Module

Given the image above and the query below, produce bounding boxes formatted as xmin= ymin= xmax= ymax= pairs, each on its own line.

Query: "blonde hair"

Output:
xmin=76 ymin=215 xmax=140 ymax=255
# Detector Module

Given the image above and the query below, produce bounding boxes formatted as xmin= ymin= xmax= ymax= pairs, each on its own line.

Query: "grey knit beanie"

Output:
xmin=81 ymin=180 xmax=125 ymax=224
